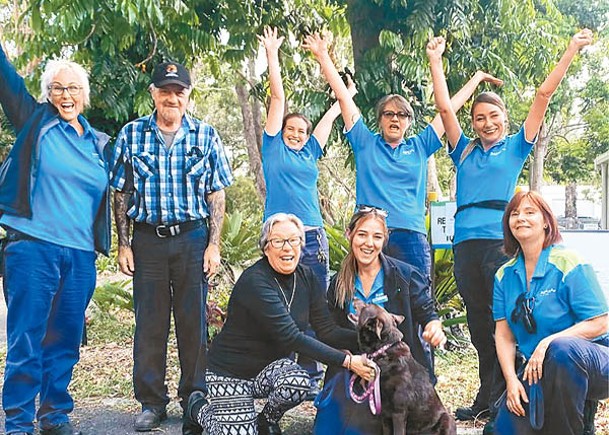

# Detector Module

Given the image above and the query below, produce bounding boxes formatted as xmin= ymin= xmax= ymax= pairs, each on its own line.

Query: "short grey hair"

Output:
xmin=39 ymin=59 xmax=91 ymax=107
xmin=259 ymin=213 xmax=305 ymax=253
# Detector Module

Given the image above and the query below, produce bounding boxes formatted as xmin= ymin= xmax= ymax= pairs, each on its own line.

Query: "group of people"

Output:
xmin=0 ymin=22 xmax=606 ymax=435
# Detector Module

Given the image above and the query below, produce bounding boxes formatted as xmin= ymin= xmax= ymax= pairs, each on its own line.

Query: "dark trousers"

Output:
xmin=297 ymin=228 xmax=330 ymax=385
xmin=453 ymin=239 xmax=508 ymax=412
xmin=132 ymin=225 xmax=208 ymax=410
xmin=495 ymin=337 xmax=609 ymax=434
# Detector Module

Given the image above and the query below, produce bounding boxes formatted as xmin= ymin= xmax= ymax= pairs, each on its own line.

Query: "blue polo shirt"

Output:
xmin=450 ymin=127 xmax=535 ymax=245
xmin=493 ymin=245 xmax=608 ymax=359
xmin=348 ymin=268 xmax=386 ymax=315
xmin=262 ymin=131 xmax=323 ymax=227
xmin=345 ymin=118 xmax=442 ymax=233
xmin=0 ymin=116 xmax=107 ymax=251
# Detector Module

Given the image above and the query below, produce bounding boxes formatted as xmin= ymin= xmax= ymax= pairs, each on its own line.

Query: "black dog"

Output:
xmin=357 ymin=304 xmax=456 ymax=435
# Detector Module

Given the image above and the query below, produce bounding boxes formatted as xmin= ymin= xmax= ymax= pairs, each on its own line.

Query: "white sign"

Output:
xmin=430 ymin=201 xmax=456 ymax=249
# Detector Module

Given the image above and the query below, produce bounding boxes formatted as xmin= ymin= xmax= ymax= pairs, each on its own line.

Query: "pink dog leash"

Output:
xmin=348 ymin=361 xmax=381 ymax=415
xmin=348 ymin=342 xmax=397 ymax=415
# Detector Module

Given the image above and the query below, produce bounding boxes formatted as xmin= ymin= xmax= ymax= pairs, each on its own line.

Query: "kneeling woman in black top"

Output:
xmin=186 ymin=213 xmax=373 ymax=435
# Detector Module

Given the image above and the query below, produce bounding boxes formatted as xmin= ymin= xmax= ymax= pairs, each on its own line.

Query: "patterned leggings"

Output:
xmin=196 ymin=358 xmax=310 ymax=435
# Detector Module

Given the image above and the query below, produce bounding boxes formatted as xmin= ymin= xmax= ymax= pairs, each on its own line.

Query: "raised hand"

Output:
xmin=570 ymin=28 xmax=593 ymax=51
xmin=257 ymin=26 xmax=284 ymax=53
xmin=302 ymin=33 xmax=329 ymax=58
xmin=426 ymin=36 xmax=446 ymax=61
xmin=474 ymin=71 xmax=504 ymax=87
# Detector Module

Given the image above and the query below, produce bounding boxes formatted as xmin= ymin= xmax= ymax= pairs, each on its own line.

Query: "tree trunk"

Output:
xmin=529 ymin=122 xmax=548 ymax=192
xmin=427 ymin=155 xmax=443 ymax=199
xmin=345 ymin=0 xmax=384 ymax=72
xmin=565 ymin=182 xmax=577 ymax=229
xmin=235 ymin=81 xmax=266 ymax=202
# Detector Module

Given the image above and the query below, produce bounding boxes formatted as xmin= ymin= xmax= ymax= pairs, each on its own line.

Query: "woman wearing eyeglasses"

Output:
xmin=186 ymin=213 xmax=375 ymax=435
xmin=303 ymin=33 xmax=502 ymax=281
xmin=313 ymin=206 xmax=446 ymax=433
xmin=0 ymin=40 xmax=110 ymax=435
xmin=491 ymin=190 xmax=608 ymax=435
xmin=258 ymin=27 xmax=357 ymax=398
xmin=427 ymin=30 xmax=593 ymax=426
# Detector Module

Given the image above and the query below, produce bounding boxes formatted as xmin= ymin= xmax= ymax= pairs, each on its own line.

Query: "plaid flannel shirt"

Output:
xmin=110 ymin=112 xmax=233 ymax=224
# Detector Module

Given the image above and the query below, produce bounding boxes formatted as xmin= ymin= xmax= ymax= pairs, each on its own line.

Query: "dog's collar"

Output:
xmin=367 ymin=340 xmax=399 ymax=360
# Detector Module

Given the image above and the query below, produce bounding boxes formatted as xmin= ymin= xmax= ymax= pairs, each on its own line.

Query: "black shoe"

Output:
xmin=482 ymin=419 xmax=495 ymax=435
xmin=40 ymin=422 xmax=82 ymax=435
xmin=257 ymin=413 xmax=282 ymax=435
xmin=182 ymin=419 xmax=203 ymax=435
xmin=134 ymin=408 xmax=167 ymax=432
xmin=455 ymin=405 xmax=490 ymax=421
xmin=184 ymin=391 xmax=207 ymax=435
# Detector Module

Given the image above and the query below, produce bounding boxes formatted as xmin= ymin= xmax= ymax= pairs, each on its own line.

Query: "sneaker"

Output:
xmin=40 ymin=422 xmax=82 ymax=435
xmin=134 ymin=408 xmax=167 ymax=432
xmin=455 ymin=405 xmax=490 ymax=421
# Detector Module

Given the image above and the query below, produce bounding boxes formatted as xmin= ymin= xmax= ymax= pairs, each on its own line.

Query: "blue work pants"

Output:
xmin=2 ymin=236 xmax=96 ymax=433
xmin=495 ymin=337 xmax=609 ymax=434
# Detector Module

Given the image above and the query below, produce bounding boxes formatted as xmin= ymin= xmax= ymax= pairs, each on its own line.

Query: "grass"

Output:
xmin=1 ymin=306 xmax=608 ymax=434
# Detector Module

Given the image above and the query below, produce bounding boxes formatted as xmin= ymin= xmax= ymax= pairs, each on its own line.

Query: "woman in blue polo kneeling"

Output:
xmin=493 ymin=190 xmax=608 ymax=435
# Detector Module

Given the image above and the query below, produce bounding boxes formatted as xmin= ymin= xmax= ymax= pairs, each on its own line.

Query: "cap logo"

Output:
xmin=165 ymin=64 xmax=179 ymax=77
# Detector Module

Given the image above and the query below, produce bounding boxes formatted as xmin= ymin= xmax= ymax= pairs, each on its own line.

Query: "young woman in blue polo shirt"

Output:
xmin=304 ymin=33 xmax=502 ymax=281
xmin=427 ymin=30 xmax=593 ymax=427
xmin=493 ymin=190 xmax=608 ymax=435
xmin=258 ymin=26 xmax=356 ymax=399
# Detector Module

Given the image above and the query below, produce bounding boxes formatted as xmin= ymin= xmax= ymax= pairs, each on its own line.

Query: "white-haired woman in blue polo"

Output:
xmin=0 ymin=41 xmax=111 ymax=435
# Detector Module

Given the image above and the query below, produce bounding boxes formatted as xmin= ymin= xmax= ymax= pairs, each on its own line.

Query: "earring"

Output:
xmin=543 ymin=225 xmax=548 ymax=229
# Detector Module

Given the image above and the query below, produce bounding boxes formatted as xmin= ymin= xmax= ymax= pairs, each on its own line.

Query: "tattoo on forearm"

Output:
xmin=206 ymin=189 xmax=225 ymax=246
xmin=114 ymin=191 xmax=132 ymax=247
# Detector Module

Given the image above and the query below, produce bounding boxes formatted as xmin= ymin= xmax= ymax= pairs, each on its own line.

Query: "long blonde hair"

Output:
xmin=334 ymin=210 xmax=388 ymax=308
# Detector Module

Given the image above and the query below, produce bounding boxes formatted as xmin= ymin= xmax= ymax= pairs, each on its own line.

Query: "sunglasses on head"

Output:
xmin=511 ymin=293 xmax=536 ymax=334
xmin=355 ymin=204 xmax=389 ymax=218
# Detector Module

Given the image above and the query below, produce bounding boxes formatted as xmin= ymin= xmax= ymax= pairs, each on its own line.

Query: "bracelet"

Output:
xmin=345 ymin=354 xmax=352 ymax=370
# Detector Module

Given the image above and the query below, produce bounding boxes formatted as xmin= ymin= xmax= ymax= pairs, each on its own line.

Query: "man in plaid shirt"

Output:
xmin=110 ymin=61 xmax=233 ymax=435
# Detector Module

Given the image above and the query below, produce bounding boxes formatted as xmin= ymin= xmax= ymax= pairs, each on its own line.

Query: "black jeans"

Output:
xmin=132 ymin=224 xmax=209 ymax=410
xmin=453 ymin=239 xmax=508 ymax=413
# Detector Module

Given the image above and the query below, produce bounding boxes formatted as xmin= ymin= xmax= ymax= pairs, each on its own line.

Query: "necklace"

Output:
xmin=274 ymin=274 xmax=296 ymax=311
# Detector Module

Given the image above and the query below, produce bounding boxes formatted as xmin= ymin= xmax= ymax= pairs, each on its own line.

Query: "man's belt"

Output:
xmin=134 ymin=219 xmax=206 ymax=238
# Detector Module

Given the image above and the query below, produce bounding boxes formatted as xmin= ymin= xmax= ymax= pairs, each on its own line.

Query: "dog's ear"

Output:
xmin=391 ymin=314 xmax=405 ymax=326
xmin=374 ymin=318 xmax=383 ymax=340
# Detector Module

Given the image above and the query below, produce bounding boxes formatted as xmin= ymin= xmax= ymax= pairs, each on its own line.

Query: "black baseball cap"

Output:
xmin=152 ymin=61 xmax=191 ymax=88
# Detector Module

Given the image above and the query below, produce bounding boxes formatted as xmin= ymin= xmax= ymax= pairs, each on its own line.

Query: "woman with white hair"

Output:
xmin=185 ymin=213 xmax=375 ymax=435
xmin=0 ymin=40 xmax=111 ymax=435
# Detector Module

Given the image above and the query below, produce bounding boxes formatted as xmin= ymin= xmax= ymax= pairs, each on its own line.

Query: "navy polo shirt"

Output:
xmin=262 ymin=131 xmax=323 ymax=227
xmin=450 ymin=127 xmax=534 ymax=244
xmin=345 ymin=118 xmax=442 ymax=233
xmin=1 ymin=116 xmax=107 ymax=251
xmin=494 ymin=245 xmax=608 ymax=359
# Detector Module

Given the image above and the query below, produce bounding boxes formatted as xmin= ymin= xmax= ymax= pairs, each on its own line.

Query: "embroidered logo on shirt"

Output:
xmin=538 ymin=288 xmax=557 ymax=297
xmin=402 ymin=148 xmax=415 ymax=155
xmin=490 ymin=147 xmax=507 ymax=156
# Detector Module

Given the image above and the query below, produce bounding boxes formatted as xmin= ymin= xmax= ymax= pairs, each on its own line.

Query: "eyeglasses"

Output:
xmin=355 ymin=204 xmax=389 ymax=218
xmin=48 ymin=84 xmax=82 ymax=96
xmin=381 ymin=110 xmax=411 ymax=120
xmin=267 ymin=237 xmax=302 ymax=249
xmin=511 ymin=293 xmax=536 ymax=334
